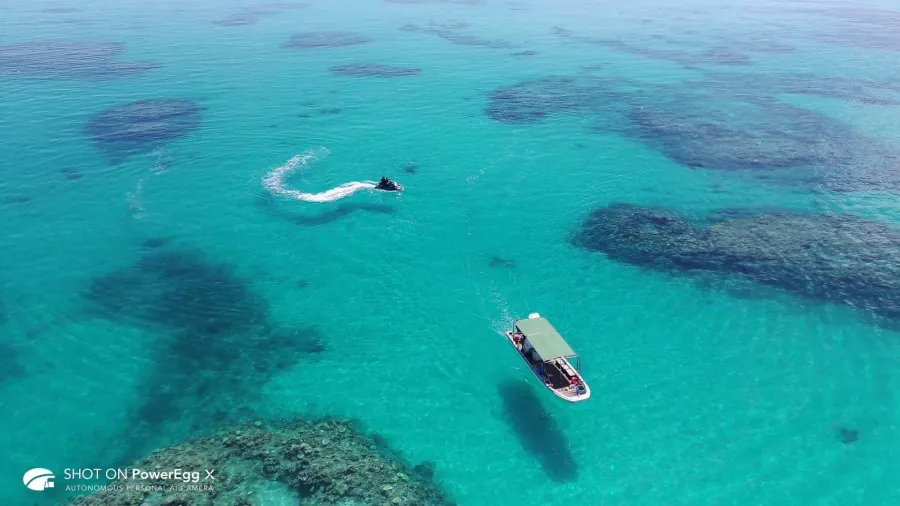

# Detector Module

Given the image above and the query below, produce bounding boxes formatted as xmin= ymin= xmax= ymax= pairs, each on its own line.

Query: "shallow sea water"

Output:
xmin=1 ymin=0 xmax=900 ymax=504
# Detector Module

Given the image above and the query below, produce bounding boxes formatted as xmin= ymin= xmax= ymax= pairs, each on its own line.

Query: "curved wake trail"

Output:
xmin=263 ymin=147 xmax=378 ymax=203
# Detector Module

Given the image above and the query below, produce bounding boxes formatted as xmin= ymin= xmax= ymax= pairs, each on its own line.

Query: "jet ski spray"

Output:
xmin=264 ymin=148 xmax=405 ymax=202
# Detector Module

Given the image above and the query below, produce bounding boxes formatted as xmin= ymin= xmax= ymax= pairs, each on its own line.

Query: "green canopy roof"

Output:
xmin=515 ymin=317 xmax=576 ymax=360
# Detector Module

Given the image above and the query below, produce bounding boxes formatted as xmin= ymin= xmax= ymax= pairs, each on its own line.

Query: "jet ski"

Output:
xmin=375 ymin=176 xmax=403 ymax=192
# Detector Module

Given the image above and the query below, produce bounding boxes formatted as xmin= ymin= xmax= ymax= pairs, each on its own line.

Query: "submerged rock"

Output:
xmin=837 ymin=427 xmax=859 ymax=445
xmin=489 ymin=255 xmax=516 ymax=269
xmin=67 ymin=418 xmax=455 ymax=506
xmin=85 ymin=99 xmax=203 ymax=162
xmin=413 ymin=461 xmax=436 ymax=480
xmin=0 ymin=41 xmax=159 ymax=79
xmin=62 ymin=166 xmax=82 ymax=181
xmin=572 ymin=204 xmax=900 ymax=322
xmin=0 ymin=341 xmax=24 ymax=386
xmin=2 ymin=195 xmax=32 ymax=205
xmin=140 ymin=236 xmax=173 ymax=249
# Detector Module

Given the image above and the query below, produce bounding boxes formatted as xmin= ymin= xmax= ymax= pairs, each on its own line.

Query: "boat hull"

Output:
xmin=505 ymin=331 xmax=591 ymax=403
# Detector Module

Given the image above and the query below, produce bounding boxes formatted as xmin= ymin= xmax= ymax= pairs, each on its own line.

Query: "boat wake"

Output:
xmin=264 ymin=147 xmax=398 ymax=203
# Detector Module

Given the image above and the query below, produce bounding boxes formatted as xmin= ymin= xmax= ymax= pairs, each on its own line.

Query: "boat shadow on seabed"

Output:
xmin=496 ymin=380 xmax=579 ymax=483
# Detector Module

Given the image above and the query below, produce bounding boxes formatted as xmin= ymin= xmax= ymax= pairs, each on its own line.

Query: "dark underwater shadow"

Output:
xmin=0 ymin=341 xmax=25 ymax=386
xmin=496 ymin=380 xmax=578 ymax=483
xmin=256 ymin=195 xmax=395 ymax=226
xmin=83 ymin=244 xmax=326 ymax=465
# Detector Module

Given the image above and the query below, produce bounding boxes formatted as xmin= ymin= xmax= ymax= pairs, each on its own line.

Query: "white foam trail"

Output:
xmin=126 ymin=178 xmax=146 ymax=220
xmin=263 ymin=147 xmax=378 ymax=203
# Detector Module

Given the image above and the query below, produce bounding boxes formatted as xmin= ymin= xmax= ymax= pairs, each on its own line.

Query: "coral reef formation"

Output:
xmin=67 ymin=418 xmax=455 ymax=506
xmin=572 ymin=204 xmax=900 ymax=322
xmin=85 ymin=247 xmax=265 ymax=336
xmin=0 ymin=42 xmax=159 ymax=79
xmin=763 ymin=4 xmax=900 ymax=50
xmin=400 ymin=22 xmax=510 ymax=48
xmin=485 ymin=75 xmax=622 ymax=124
xmin=553 ymin=27 xmax=752 ymax=68
xmin=84 ymin=246 xmax=325 ymax=459
xmin=282 ymin=32 xmax=371 ymax=49
xmin=331 ymin=63 xmax=421 ymax=77
xmin=85 ymin=99 xmax=203 ymax=162
xmin=484 ymin=74 xmax=900 ymax=191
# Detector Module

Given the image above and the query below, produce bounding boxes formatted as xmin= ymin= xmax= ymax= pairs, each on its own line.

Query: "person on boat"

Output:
xmin=375 ymin=176 xmax=403 ymax=191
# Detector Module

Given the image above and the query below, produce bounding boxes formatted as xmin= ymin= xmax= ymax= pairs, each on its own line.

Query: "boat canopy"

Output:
xmin=514 ymin=317 xmax=576 ymax=360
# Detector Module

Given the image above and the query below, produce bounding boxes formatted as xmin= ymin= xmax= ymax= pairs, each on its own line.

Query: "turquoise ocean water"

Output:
xmin=2 ymin=0 xmax=900 ymax=504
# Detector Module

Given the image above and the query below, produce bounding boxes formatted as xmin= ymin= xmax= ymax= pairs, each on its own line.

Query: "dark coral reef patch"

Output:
xmin=485 ymin=74 xmax=900 ymax=192
xmin=767 ymin=4 xmax=900 ymax=50
xmin=0 ymin=297 xmax=25 ymax=385
xmin=553 ymin=27 xmax=752 ymax=68
xmin=837 ymin=427 xmax=859 ymax=444
xmin=282 ymin=31 xmax=371 ymax=48
xmin=84 ymin=99 xmax=202 ymax=162
xmin=331 ymin=63 xmax=421 ymax=77
xmin=485 ymin=75 xmax=624 ymax=124
xmin=0 ymin=341 xmax=25 ymax=386
xmin=400 ymin=21 xmax=511 ymax=48
xmin=0 ymin=41 xmax=159 ymax=79
xmin=85 ymin=246 xmax=267 ymax=336
xmin=572 ymin=204 xmax=900 ymax=322
xmin=68 ymin=418 xmax=455 ymax=506
xmin=85 ymin=246 xmax=324 ymax=456
xmin=488 ymin=255 xmax=516 ymax=269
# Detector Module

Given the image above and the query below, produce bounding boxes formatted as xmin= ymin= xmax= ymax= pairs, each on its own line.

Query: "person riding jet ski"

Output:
xmin=375 ymin=176 xmax=403 ymax=191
